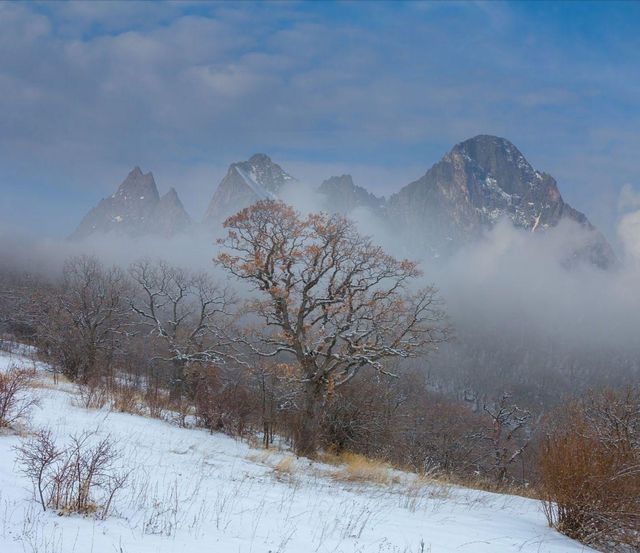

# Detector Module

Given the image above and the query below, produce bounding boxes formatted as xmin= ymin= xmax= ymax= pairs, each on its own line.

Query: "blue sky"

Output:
xmin=1 ymin=1 xmax=639 ymax=242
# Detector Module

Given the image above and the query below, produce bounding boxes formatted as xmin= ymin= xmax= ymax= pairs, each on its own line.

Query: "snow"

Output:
xmin=484 ymin=177 xmax=513 ymax=204
xmin=235 ymin=165 xmax=277 ymax=201
xmin=0 ymin=350 xmax=594 ymax=553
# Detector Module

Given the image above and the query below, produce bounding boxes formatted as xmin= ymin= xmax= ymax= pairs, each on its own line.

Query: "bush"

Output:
xmin=16 ymin=429 xmax=128 ymax=519
xmin=0 ymin=366 xmax=37 ymax=428
xmin=538 ymin=388 xmax=639 ymax=551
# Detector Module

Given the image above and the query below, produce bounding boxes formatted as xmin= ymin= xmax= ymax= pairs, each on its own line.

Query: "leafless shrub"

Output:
xmin=109 ymin=382 xmax=144 ymax=416
xmin=539 ymin=387 xmax=640 ymax=551
xmin=74 ymin=379 xmax=108 ymax=410
xmin=144 ymin=386 xmax=173 ymax=420
xmin=192 ymin=364 xmax=253 ymax=437
xmin=0 ymin=366 xmax=37 ymax=428
xmin=16 ymin=429 xmax=128 ymax=519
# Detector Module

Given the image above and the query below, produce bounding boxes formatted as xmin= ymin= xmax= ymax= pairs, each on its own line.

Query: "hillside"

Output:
xmin=0 ymin=348 xmax=594 ymax=553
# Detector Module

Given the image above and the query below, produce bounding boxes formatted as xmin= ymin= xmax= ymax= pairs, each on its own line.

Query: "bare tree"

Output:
xmin=481 ymin=392 xmax=531 ymax=483
xmin=35 ymin=255 xmax=131 ymax=381
xmin=217 ymin=201 xmax=449 ymax=456
xmin=0 ymin=270 xmax=49 ymax=348
xmin=129 ymin=260 xmax=232 ymax=397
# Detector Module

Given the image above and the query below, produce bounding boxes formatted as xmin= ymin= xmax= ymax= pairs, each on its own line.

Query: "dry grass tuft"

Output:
xmin=272 ymin=456 xmax=296 ymax=479
xmin=247 ymin=450 xmax=274 ymax=466
xmin=332 ymin=452 xmax=392 ymax=485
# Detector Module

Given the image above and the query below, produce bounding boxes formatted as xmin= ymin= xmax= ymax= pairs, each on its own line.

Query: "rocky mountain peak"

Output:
xmin=321 ymin=174 xmax=355 ymax=189
xmin=162 ymin=187 xmax=180 ymax=201
xmin=203 ymin=154 xmax=296 ymax=226
xmin=114 ymin=167 xmax=160 ymax=203
xmin=448 ymin=134 xmax=540 ymax=197
xmin=248 ymin=153 xmax=271 ymax=165
xmin=153 ymin=187 xmax=191 ymax=237
xmin=318 ymin=175 xmax=385 ymax=215
xmin=70 ymin=167 xmax=190 ymax=240
xmin=387 ymin=135 xmax=615 ymax=267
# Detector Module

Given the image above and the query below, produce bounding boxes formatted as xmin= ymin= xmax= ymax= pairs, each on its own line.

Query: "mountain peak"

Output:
xmin=387 ymin=135 xmax=615 ymax=267
xmin=248 ymin=153 xmax=272 ymax=165
xmin=204 ymin=154 xmax=296 ymax=225
xmin=116 ymin=166 xmax=159 ymax=201
xmin=70 ymin=168 xmax=190 ymax=240
xmin=154 ymin=187 xmax=191 ymax=237
xmin=451 ymin=135 xmax=533 ymax=178
xmin=455 ymin=134 xmax=525 ymax=158
xmin=457 ymin=134 xmax=516 ymax=150
xmin=318 ymin=175 xmax=385 ymax=215
xmin=163 ymin=187 xmax=179 ymax=200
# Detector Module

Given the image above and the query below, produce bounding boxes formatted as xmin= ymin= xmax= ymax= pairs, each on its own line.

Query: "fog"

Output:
xmin=2 ymin=182 xmax=640 ymax=405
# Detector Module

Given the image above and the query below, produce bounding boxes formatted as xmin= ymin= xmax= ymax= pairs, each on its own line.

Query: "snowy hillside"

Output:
xmin=0 ymin=350 xmax=594 ymax=553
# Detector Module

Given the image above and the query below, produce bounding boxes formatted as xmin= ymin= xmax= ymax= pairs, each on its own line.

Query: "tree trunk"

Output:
xmin=169 ymin=359 xmax=185 ymax=400
xmin=295 ymin=380 xmax=324 ymax=457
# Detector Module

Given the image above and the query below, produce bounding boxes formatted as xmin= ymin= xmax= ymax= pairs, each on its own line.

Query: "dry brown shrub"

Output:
xmin=110 ymin=383 xmax=144 ymax=415
xmin=538 ymin=388 xmax=639 ymax=551
xmin=144 ymin=386 xmax=173 ymax=419
xmin=74 ymin=379 xmax=108 ymax=410
xmin=0 ymin=366 xmax=37 ymax=428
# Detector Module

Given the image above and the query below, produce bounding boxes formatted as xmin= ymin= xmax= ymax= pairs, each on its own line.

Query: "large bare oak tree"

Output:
xmin=217 ymin=201 xmax=449 ymax=455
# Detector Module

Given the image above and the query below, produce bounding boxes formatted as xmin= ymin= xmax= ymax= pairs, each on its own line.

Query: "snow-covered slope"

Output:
xmin=0 ymin=350 xmax=593 ymax=553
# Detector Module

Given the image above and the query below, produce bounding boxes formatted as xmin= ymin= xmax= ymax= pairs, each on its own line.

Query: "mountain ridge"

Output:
xmin=70 ymin=136 xmax=615 ymax=268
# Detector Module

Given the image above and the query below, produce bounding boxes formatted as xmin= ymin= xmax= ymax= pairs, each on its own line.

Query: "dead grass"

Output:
xmin=247 ymin=450 xmax=274 ymax=466
xmin=331 ymin=452 xmax=393 ymax=485
xmin=431 ymin=472 xmax=539 ymax=499
xmin=272 ymin=456 xmax=296 ymax=480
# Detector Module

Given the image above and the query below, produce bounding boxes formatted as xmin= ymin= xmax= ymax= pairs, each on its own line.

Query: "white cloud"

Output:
xmin=618 ymin=183 xmax=640 ymax=212
xmin=0 ymin=2 xmax=639 ymax=240
xmin=618 ymin=210 xmax=640 ymax=264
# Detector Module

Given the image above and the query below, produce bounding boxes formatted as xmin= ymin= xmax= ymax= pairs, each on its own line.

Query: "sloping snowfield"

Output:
xmin=0 ymin=350 xmax=594 ymax=553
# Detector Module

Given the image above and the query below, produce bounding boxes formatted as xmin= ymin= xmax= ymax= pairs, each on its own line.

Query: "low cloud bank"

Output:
xmin=2 ymin=187 xmax=640 ymax=389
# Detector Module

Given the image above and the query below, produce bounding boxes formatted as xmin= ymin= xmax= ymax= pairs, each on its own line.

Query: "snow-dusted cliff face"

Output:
xmin=203 ymin=153 xmax=296 ymax=226
xmin=70 ymin=167 xmax=191 ymax=240
xmin=387 ymin=135 xmax=614 ymax=267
